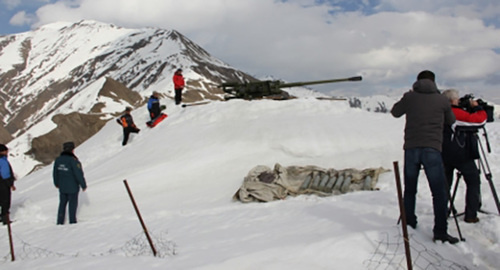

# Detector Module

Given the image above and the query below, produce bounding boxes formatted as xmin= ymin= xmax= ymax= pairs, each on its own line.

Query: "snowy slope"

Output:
xmin=2 ymin=98 xmax=500 ymax=269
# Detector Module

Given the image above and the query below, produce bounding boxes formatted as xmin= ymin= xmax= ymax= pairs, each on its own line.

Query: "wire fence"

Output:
xmin=364 ymin=229 xmax=469 ymax=270
xmin=2 ymin=227 xmax=473 ymax=269
xmin=0 ymin=231 xmax=176 ymax=263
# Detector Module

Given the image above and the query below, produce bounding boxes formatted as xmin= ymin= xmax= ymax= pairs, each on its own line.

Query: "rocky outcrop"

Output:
xmin=0 ymin=122 xmax=13 ymax=143
xmin=26 ymin=112 xmax=107 ymax=164
xmin=26 ymin=77 xmax=145 ymax=165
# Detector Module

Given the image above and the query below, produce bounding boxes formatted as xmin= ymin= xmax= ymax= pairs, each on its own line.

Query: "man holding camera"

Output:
xmin=391 ymin=70 xmax=458 ymax=244
xmin=442 ymin=89 xmax=488 ymax=223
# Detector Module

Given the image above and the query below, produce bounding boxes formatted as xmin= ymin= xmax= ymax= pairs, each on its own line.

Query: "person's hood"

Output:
xmin=412 ymin=79 xmax=439 ymax=94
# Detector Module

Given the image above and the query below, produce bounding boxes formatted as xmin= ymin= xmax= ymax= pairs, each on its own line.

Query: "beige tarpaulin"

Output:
xmin=233 ymin=163 xmax=388 ymax=203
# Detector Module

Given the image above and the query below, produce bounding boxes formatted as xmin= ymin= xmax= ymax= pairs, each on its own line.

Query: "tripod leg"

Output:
xmin=444 ymin=174 xmax=465 ymax=241
xmin=449 ymin=172 xmax=461 ymax=217
xmin=476 ymin=133 xmax=500 ymax=215
xmin=484 ymin=172 xmax=500 ymax=215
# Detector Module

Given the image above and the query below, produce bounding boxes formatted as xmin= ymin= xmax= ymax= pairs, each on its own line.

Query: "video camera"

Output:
xmin=458 ymin=94 xmax=495 ymax=122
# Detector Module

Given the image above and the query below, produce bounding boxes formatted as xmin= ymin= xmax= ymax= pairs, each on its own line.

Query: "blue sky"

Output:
xmin=1 ymin=0 xmax=500 ymax=102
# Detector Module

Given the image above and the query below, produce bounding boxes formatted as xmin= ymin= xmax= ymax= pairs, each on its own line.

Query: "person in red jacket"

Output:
xmin=442 ymin=89 xmax=487 ymax=223
xmin=173 ymin=68 xmax=185 ymax=105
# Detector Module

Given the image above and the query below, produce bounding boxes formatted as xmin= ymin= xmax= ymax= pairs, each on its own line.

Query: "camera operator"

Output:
xmin=442 ymin=89 xmax=487 ymax=223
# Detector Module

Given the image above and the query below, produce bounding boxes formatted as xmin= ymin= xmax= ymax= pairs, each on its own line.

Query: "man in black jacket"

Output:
xmin=391 ymin=70 xmax=458 ymax=244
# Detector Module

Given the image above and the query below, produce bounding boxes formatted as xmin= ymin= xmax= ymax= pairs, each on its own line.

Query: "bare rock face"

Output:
xmin=26 ymin=112 xmax=108 ymax=164
xmin=92 ymin=77 xmax=144 ymax=113
xmin=0 ymin=122 xmax=13 ymax=143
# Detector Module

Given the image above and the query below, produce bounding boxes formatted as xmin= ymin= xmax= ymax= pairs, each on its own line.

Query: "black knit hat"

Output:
xmin=0 ymin=144 xmax=7 ymax=152
xmin=63 ymin=142 xmax=75 ymax=151
xmin=417 ymin=70 xmax=435 ymax=82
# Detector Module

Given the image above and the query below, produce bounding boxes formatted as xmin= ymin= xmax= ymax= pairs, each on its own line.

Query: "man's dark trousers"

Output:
xmin=57 ymin=192 xmax=79 ymax=224
xmin=0 ymin=181 xmax=11 ymax=222
xmin=444 ymin=160 xmax=481 ymax=220
xmin=404 ymin=147 xmax=449 ymax=237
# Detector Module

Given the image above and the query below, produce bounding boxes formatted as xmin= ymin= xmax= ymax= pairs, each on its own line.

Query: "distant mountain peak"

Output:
xmin=0 ymin=20 xmax=255 ymax=169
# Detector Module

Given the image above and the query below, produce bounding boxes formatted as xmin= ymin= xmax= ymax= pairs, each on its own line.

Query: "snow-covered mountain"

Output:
xmin=0 ymin=20 xmax=255 ymax=170
xmin=2 ymin=20 xmax=497 ymax=177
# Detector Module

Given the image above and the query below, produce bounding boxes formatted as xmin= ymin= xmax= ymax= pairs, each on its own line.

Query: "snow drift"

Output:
xmin=1 ymin=97 xmax=500 ymax=269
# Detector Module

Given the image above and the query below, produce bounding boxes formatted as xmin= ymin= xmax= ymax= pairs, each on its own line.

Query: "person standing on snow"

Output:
xmin=0 ymin=144 xmax=16 ymax=225
xmin=391 ymin=70 xmax=459 ymax=244
xmin=117 ymin=107 xmax=140 ymax=146
xmin=442 ymin=89 xmax=487 ymax=224
xmin=53 ymin=142 xmax=87 ymax=225
xmin=173 ymin=68 xmax=185 ymax=105
xmin=147 ymin=91 xmax=161 ymax=120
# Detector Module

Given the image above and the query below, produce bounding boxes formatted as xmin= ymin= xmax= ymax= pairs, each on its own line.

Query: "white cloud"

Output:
xmin=376 ymin=0 xmax=500 ymax=25
xmin=2 ymin=0 xmax=51 ymax=10
xmin=7 ymin=0 xmax=500 ymax=101
xmin=9 ymin=10 xmax=36 ymax=26
xmin=2 ymin=0 xmax=21 ymax=9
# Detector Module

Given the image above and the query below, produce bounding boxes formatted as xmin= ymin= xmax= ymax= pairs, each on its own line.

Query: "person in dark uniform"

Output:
xmin=53 ymin=142 xmax=87 ymax=225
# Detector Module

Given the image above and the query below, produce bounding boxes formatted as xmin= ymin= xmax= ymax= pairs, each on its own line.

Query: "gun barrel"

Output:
xmin=280 ymin=76 xmax=362 ymax=88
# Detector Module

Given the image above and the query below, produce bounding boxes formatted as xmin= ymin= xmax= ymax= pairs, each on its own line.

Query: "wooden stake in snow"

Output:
xmin=123 ymin=180 xmax=157 ymax=257
xmin=393 ymin=161 xmax=412 ymax=270
xmin=6 ymin=214 xmax=15 ymax=261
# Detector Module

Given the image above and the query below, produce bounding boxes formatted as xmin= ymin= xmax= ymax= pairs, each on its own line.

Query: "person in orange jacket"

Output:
xmin=117 ymin=107 xmax=140 ymax=146
xmin=173 ymin=68 xmax=185 ymax=105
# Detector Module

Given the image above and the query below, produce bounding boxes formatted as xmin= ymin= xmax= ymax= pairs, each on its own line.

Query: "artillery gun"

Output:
xmin=219 ymin=76 xmax=362 ymax=100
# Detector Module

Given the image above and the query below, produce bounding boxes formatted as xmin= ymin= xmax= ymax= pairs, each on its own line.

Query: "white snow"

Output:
xmin=0 ymin=34 xmax=27 ymax=73
xmin=2 ymin=98 xmax=500 ymax=269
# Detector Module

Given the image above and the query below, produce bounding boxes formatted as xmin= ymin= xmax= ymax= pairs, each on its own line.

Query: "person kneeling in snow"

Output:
xmin=147 ymin=91 xmax=161 ymax=120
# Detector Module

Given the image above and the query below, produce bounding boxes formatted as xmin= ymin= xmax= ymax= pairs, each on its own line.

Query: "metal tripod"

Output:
xmin=450 ymin=128 xmax=500 ymax=216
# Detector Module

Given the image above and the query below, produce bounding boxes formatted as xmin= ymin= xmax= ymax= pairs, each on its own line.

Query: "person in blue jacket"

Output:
xmin=0 ymin=144 xmax=16 ymax=225
xmin=53 ymin=142 xmax=87 ymax=225
xmin=147 ymin=91 xmax=161 ymax=120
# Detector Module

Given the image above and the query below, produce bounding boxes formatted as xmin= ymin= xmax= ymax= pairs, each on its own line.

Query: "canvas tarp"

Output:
xmin=233 ymin=163 xmax=387 ymax=203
